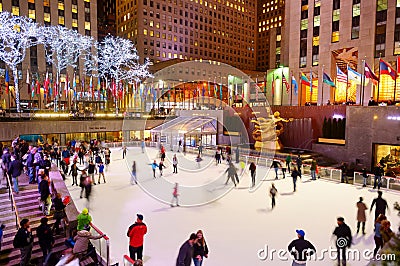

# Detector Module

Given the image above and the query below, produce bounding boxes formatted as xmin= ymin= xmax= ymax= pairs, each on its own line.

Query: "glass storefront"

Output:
xmin=373 ymin=144 xmax=400 ymax=176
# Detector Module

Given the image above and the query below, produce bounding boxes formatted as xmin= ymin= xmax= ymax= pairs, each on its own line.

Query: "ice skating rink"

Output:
xmin=66 ymin=147 xmax=400 ymax=266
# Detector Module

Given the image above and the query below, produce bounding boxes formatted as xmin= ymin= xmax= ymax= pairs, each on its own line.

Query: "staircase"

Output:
xmin=0 ymin=174 xmax=67 ymax=265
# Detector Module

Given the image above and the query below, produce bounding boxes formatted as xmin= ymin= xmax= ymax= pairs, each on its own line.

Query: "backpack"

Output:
xmin=13 ymin=231 xmax=22 ymax=248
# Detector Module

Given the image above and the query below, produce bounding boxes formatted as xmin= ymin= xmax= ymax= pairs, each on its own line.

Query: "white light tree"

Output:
xmin=0 ymin=12 xmax=42 ymax=112
xmin=42 ymin=26 xmax=92 ymax=111
xmin=97 ymin=34 xmax=151 ymax=114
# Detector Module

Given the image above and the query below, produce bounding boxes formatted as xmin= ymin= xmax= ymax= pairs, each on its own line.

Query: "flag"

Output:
xmin=282 ymin=74 xmax=290 ymax=93
xmin=397 ymin=56 xmax=400 ymax=74
xmin=255 ymin=77 xmax=259 ymax=100
xmin=26 ymin=69 xmax=30 ymax=93
xmin=264 ymin=75 xmax=267 ymax=94
xmin=65 ymin=74 xmax=69 ymax=98
xmin=31 ymin=80 xmax=35 ymax=98
xmin=271 ymin=76 xmax=275 ymax=96
xmin=44 ymin=72 xmax=50 ymax=95
xmin=379 ymin=59 xmax=397 ymax=80
xmin=364 ymin=62 xmax=379 ymax=85
xmin=291 ymin=76 xmax=298 ymax=95
xmin=300 ymin=72 xmax=311 ymax=86
xmin=336 ymin=65 xmax=347 ymax=83
xmin=5 ymin=69 xmax=9 ymax=94
xmin=219 ymin=82 xmax=223 ymax=100
xmin=323 ymin=72 xmax=336 ymax=87
xmin=347 ymin=66 xmax=362 ymax=84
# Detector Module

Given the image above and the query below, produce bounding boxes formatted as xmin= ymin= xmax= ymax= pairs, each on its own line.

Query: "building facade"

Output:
xmin=0 ymin=0 xmax=98 ymax=106
xmin=97 ymin=0 xmax=116 ymax=41
xmin=116 ymin=0 xmax=257 ymax=70
xmin=285 ymin=0 xmax=400 ymax=106
xmin=256 ymin=0 xmax=285 ymax=71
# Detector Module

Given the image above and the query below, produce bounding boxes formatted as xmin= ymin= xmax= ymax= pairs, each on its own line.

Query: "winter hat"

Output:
xmin=20 ymin=218 xmax=29 ymax=227
xmin=296 ymin=229 xmax=305 ymax=237
xmin=82 ymin=208 xmax=89 ymax=215
xmin=137 ymin=214 xmax=144 ymax=221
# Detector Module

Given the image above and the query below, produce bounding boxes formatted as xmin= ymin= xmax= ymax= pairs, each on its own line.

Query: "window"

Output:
xmin=301 ymin=19 xmax=308 ymax=30
xmin=44 ymin=13 xmax=51 ymax=23
xmin=377 ymin=0 xmax=388 ymax=11
xmin=58 ymin=16 xmax=65 ymax=25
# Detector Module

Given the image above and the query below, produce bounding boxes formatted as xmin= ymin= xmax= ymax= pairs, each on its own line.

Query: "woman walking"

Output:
xmin=193 ymin=230 xmax=209 ymax=266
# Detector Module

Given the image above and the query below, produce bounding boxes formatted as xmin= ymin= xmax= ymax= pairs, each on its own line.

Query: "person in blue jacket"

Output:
xmin=149 ymin=160 xmax=159 ymax=178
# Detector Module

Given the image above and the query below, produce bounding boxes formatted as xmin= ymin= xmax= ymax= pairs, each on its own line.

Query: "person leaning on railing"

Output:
xmin=72 ymin=228 xmax=105 ymax=260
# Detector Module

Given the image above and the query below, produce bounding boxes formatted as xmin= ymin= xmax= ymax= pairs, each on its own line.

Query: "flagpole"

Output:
xmin=361 ymin=59 xmax=366 ymax=106
xmin=394 ymin=58 xmax=397 ymax=103
xmin=290 ymin=71 xmax=293 ymax=106
xmin=377 ymin=55 xmax=381 ymax=102
xmin=299 ymin=72 xmax=302 ymax=106
xmin=321 ymin=65 xmax=324 ymax=106
xmin=345 ymin=64 xmax=349 ymax=103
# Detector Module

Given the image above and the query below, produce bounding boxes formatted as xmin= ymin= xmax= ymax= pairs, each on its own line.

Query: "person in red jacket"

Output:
xmin=127 ymin=214 xmax=148 ymax=261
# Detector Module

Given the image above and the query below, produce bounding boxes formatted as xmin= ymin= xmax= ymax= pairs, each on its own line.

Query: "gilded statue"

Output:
xmin=251 ymin=111 xmax=293 ymax=150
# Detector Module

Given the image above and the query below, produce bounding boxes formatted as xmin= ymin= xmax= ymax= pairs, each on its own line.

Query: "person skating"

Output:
xmin=176 ymin=233 xmax=197 ymax=266
xmin=97 ymin=161 xmax=106 ymax=184
xmin=13 ymin=219 xmax=34 ymax=266
xmin=224 ymin=162 xmax=238 ymax=187
xmin=160 ymin=145 xmax=166 ymax=162
xmin=291 ymin=166 xmax=300 ymax=192
xmin=287 ymin=230 xmax=316 ymax=266
xmin=380 ymin=220 xmax=395 ymax=245
xmin=79 ymin=170 xmax=88 ymax=198
xmin=149 ymin=160 xmax=159 ymax=178
xmin=87 ymin=160 xmax=97 ymax=185
xmin=370 ymin=191 xmax=389 ymax=221
xmin=373 ymin=214 xmax=386 ymax=258
xmin=173 ymin=154 xmax=178 ymax=174
xmin=215 ymin=149 xmax=221 ymax=165
xmin=127 ymin=214 xmax=148 ymax=261
xmin=131 ymin=161 xmax=137 ymax=184
xmin=271 ymin=160 xmax=282 ymax=179
xmin=158 ymin=160 xmax=167 ymax=176
xmin=332 ymin=217 xmax=352 ymax=266
xmin=356 ymin=197 xmax=367 ymax=234
xmin=122 ymin=146 xmax=128 ymax=159
xmin=249 ymin=162 xmax=256 ymax=187
xmin=171 ymin=183 xmax=180 ymax=207
xmin=285 ymin=153 xmax=292 ymax=173
xmin=270 ymin=183 xmax=278 ymax=209
xmin=141 ymin=140 xmax=145 ymax=153
xmin=193 ymin=230 xmax=209 ymax=266
xmin=296 ymin=155 xmax=302 ymax=177
xmin=37 ymin=217 xmax=54 ymax=259
xmin=196 ymin=155 xmax=203 ymax=168
xmin=69 ymin=161 xmax=80 ymax=186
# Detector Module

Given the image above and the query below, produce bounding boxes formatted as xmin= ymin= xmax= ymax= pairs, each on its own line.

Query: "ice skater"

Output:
xmin=172 ymin=155 xmax=178 ymax=174
xmin=356 ymin=197 xmax=367 ymax=234
xmin=249 ymin=162 xmax=256 ymax=187
xmin=370 ymin=191 xmax=389 ymax=221
xmin=332 ymin=217 xmax=352 ymax=266
xmin=269 ymin=183 xmax=277 ymax=209
xmin=287 ymin=230 xmax=316 ymax=266
xmin=122 ymin=146 xmax=128 ymax=159
xmin=271 ymin=160 xmax=281 ymax=180
xmin=196 ymin=155 xmax=203 ymax=168
xmin=149 ymin=160 xmax=159 ymax=178
xmin=97 ymin=161 xmax=106 ymax=184
xmin=141 ymin=140 xmax=145 ymax=153
xmin=131 ymin=161 xmax=137 ymax=184
xmin=291 ymin=166 xmax=300 ymax=192
xmin=158 ymin=160 xmax=166 ymax=176
xmin=170 ymin=183 xmax=180 ymax=207
xmin=224 ymin=162 xmax=238 ymax=187
xmin=362 ymin=168 xmax=368 ymax=187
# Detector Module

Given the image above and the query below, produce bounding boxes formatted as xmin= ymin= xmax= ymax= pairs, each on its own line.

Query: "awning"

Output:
xmin=151 ymin=116 xmax=217 ymax=135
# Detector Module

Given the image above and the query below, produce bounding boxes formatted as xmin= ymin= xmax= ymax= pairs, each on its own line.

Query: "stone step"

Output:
xmin=0 ymin=237 xmax=66 ymax=265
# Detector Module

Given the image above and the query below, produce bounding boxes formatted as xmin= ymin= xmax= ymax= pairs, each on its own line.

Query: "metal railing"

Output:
xmin=5 ymin=174 xmax=21 ymax=229
xmin=123 ymin=255 xmax=136 ymax=266
xmin=353 ymin=171 xmax=400 ymax=191
xmin=89 ymin=222 xmax=110 ymax=266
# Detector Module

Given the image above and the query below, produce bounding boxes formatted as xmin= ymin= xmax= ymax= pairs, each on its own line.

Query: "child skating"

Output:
xmin=170 ymin=183 xmax=180 ymax=207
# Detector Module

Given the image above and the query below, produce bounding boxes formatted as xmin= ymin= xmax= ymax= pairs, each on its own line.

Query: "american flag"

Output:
xmin=336 ymin=65 xmax=347 ymax=83
xmin=282 ymin=74 xmax=290 ymax=93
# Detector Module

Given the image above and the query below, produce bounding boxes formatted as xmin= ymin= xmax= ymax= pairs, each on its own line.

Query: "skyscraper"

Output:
xmin=116 ymin=0 xmax=257 ymax=70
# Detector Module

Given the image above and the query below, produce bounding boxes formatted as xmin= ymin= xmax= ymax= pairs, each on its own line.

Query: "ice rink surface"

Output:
xmin=66 ymin=147 xmax=400 ymax=266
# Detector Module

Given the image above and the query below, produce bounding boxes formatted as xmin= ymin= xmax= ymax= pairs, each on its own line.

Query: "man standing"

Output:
xmin=172 ymin=154 xmax=178 ymax=174
xmin=127 ymin=214 xmax=148 ymax=261
xmin=176 ymin=233 xmax=197 ymax=266
xmin=285 ymin=153 xmax=292 ymax=173
xmin=370 ymin=191 xmax=389 ymax=221
xmin=287 ymin=230 xmax=316 ymax=266
xmin=291 ymin=166 xmax=300 ymax=192
xmin=39 ymin=175 xmax=51 ymax=215
xmin=13 ymin=219 xmax=34 ymax=266
xmin=8 ymin=154 xmax=22 ymax=194
xmin=373 ymin=163 xmax=384 ymax=190
xmin=37 ymin=217 xmax=54 ymax=259
xmin=332 ymin=217 xmax=352 ymax=266
xmin=356 ymin=197 xmax=367 ymax=235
